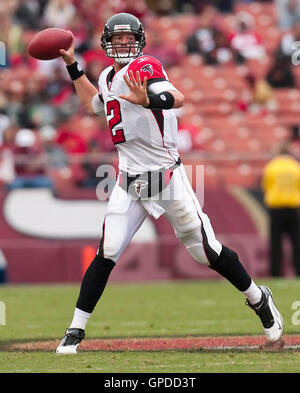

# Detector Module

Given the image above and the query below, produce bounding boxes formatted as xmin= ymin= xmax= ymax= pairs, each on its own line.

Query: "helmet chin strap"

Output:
xmin=106 ymin=41 xmax=140 ymax=64
xmin=115 ymin=58 xmax=132 ymax=65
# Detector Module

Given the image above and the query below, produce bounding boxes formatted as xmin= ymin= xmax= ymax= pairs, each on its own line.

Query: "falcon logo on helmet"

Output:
xmin=140 ymin=64 xmax=153 ymax=76
xmin=101 ymin=13 xmax=146 ymax=64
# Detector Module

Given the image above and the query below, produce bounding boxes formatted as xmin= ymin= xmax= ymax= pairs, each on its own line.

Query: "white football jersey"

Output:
xmin=94 ymin=55 xmax=180 ymax=175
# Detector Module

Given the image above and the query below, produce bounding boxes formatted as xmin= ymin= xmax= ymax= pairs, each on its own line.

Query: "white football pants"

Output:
xmin=98 ymin=164 xmax=222 ymax=266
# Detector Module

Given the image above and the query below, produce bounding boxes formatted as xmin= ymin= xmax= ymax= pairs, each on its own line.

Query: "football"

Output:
xmin=28 ymin=28 xmax=73 ymax=60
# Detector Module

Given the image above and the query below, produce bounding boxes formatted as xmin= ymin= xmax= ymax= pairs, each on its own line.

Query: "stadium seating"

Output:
xmin=1 ymin=1 xmax=298 ymax=192
xmin=2 ymin=1 xmax=300 ymax=283
xmin=143 ymin=1 xmax=299 ymax=189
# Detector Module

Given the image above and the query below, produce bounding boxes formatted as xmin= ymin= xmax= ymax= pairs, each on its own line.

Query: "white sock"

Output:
xmin=242 ymin=280 xmax=262 ymax=305
xmin=69 ymin=307 xmax=91 ymax=330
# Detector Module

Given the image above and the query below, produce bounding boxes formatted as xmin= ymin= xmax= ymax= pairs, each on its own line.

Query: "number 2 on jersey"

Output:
xmin=106 ymin=99 xmax=126 ymax=145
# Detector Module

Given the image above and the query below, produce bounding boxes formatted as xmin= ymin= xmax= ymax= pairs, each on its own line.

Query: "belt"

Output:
xmin=119 ymin=157 xmax=181 ymax=199
xmin=169 ymin=157 xmax=181 ymax=171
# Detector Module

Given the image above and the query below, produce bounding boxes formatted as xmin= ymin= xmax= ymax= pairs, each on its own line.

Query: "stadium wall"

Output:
xmin=0 ymin=187 xmax=296 ymax=284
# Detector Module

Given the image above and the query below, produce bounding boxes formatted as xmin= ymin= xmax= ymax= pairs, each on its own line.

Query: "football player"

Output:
xmin=56 ymin=13 xmax=283 ymax=354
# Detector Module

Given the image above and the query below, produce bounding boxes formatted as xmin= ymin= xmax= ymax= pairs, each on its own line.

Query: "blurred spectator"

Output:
xmin=265 ymin=55 xmax=296 ymax=88
xmin=1 ymin=122 xmax=17 ymax=150
xmin=72 ymin=0 xmax=111 ymax=27
xmin=177 ymin=117 xmax=203 ymax=152
xmin=38 ymin=0 xmax=49 ymax=16
xmin=35 ymin=60 xmax=80 ymax=121
xmin=9 ymin=30 xmax=39 ymax=69
xmin=2 ymin=0 xmax=300 ymax=197
xmin=71 ymin=138 xmax=103 ymax=188
xmin=0 ymin=114 xmax=11 ymax=144
xmin=275 ymin=22 xmax=300 ymax=58
xmin=144 ymin=31 xmax=181 ymax=68
xmin=289 ymin=124 xmax=300 ymax=160
xmin=291 ymin=124 xmax=300 ymax=141
xmin=0 ymin=115 xmax=15 ymax=187
xmin=7 ymin=128 xmax=53 ymax=189
xmin=80 ymin=29 xmax=112 ymax=70
xmin=4 ymin=79 xmax=29 ymax=128
xmin=185 ymin=21 xmax=216 ymax=57
xmin=237 ymin=71 xmax=274 ymax=112
xmin=175 ymin=0 xmax=210 ymax=13
xmin=91 ymin=116 xmax=116 ymax=153
xmin=46 ymin=65 xmax=71 ymax=101
xmin=43 ymin=0 xmax=76 ymax=29
xmin=185 ymin=5 xmax=236 ymax=65
xmin=116 ymin=0 xmax=148 ymax=21
xmin=0 ymin=1 xmax=23 ymax=60
xmin=186 ymin=26 xmax=233 ymax=65
xmin=144 ymin=0 xmax=176 ymax=15
xmin=262 ymin=142 xmax=300 ymax=276
xmin=55 ymin=116 xmax=88 ymax=154
xmin=85 ymin=60 xmax=103 ymax=87
xmin=71 ymin=137 xmax=116 ymax=190
xmin=206 ymin=27 xmax=234 ymax=65
xmin=229 ymin=12 xmax=266 ymax=62
xmin=185 ymin=7 xmax=225 ymax=64
xmin=14 ymin=0 xmax=42 ymax=29
xmin=39 ymin=125 xmax=69 ymax=169
xmin=66 ymin=14 xmax=90 ymax=50
xmin=214 ymin=0 xmax=235 ymax=13
xmin=252 ymin=79 xmax=274 ymax=106
xmin=70 ymin=115 xmax=116 ymax=189
xmin=275 ymin=0 xmax=300 ymax=31
xmin=0 ymin=147 xmax=15 ymax=187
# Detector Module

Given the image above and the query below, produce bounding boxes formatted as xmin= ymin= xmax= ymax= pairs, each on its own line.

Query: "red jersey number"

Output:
xmin=106 ymin=99 xmax=126 ymax=145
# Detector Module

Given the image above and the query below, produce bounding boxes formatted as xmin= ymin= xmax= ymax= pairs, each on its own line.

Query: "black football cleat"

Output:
xmin=56 ymin=328 xmax=85 ymax=354
xmin=246 ymin=285 xmax=283 ymax=342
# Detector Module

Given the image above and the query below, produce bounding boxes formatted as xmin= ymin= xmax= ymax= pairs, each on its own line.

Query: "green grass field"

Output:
xmin=0 ymin=278 xmax=300 ymax=373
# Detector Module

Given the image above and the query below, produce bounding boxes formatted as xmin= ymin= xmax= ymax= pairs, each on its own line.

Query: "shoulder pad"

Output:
xmin=128 ymin=56 xmax=166 ymax=81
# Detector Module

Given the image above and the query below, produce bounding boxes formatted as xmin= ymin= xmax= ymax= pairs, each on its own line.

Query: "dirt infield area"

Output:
xmin=7 ymin=335 xmax=300 ymax=352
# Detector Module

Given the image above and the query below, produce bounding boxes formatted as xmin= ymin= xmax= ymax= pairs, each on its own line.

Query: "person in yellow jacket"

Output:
xmin=262 ymin=143 xmax=300 ymax=276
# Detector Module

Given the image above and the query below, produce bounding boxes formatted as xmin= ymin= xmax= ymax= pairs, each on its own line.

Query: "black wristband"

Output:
xmin=66 ymin=61 xmax=85 ymax=80
xmin=146 ymin=91 xmax=175 ymax=110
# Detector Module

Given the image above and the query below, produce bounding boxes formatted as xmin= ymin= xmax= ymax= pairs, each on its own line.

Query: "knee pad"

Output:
xmin=98 ymin=214 xmax=127 ymax=263
xmin=168 ymin=199 xmax=201 ymax=236
xmin=186 ymin=243 xmax=210 ymax=266
xmin=179 ymin=226 xmax=220 ymax=266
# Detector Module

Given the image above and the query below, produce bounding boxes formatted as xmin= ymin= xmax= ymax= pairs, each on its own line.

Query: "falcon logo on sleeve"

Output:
xmin=128 ymin=55 xmax=168 ymax=84
xmin=140 ymin=64 xmax=153 ymax=76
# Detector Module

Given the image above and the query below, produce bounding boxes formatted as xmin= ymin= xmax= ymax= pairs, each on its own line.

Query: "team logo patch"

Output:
xmin=141 ymin=64 xmax=153 ymax=76
xmin=133 ymin=179 xmax=149 ymax=196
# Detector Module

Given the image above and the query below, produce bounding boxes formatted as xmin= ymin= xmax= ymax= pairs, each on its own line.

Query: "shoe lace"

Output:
xmin=63 ymin=335 xmax=79 ymax=346
xmin=63 ymin=330 xmax=84 ymax=346
xmin=245 ymin=295 xmax=274 ymax=329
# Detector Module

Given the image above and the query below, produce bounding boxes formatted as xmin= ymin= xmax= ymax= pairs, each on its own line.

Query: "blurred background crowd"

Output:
xmin=0 ymin=0 xmax=300 ymax=192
